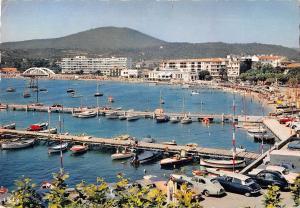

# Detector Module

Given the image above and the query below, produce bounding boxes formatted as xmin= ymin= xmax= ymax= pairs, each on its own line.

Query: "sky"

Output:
xmin=1 ymin=0 xmax=299 ymax=48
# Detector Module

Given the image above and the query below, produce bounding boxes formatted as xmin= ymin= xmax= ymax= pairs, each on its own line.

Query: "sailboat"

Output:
xmin=155 ymin=91 xmax=169 ymax=123
xmin=94 ymin=83 xmax=103 ymax=97
xmin=180 ymin=95 xmax=192 ymax=124
xmin=159 ymin=90 xmax=165 ymax=105
xmin=23 ymin=89 xmax=31 ymax=98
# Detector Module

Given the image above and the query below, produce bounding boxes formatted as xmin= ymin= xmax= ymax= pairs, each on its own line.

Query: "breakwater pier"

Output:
xmin=0 ymin=103 xmax=264 ymax=123
xmin=0 ymin=128 xmax=260 ymax=160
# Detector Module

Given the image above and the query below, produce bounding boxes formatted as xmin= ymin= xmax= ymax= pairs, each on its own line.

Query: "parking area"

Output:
xmin=201 ymin=191 xmax=294 ymax=208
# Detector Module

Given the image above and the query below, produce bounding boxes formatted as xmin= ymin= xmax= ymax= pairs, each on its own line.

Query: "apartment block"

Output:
xmin=59 ymin=56 xmax=132 ymax=75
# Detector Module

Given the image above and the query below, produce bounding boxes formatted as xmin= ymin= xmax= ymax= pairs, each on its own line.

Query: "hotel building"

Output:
xmin=59 ymin=56 xmax=132 ymax=75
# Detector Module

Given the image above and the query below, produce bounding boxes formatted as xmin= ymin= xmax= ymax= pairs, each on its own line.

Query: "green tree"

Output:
xmin=198 ymin=70 xmax=210 ymax=80
xmin=168 ymin=183 xmax=202 ymax=208
xmin=263 ymin=185 xmax=283 ymax=208
xmin=44 ymin=172 xmax=72 ymax=208
xmin=219 ymin=67 xmax=228 ymax=81
xmin=291 ymin=175 xmax=300 ymax=207
xmin=72 ymin=177 xmax=113 ymax=208
xmin=9 ymin=177 xmax=43 ymax=208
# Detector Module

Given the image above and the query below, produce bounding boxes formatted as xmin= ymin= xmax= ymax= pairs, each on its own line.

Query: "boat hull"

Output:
xmin=70 ymin=145 xmax=88 ymax=154
xmin=200 ymin=159 xmax=246 ymax=169
xmin=1 ymin=139 xmax=35 ymax=150
xmin=160 ymin=157 xmax=193 ymax=168
xmin=48 ymin=143 xmax=68 ymax=154
xmin=111 ymin=153 xmax=134 ymax=160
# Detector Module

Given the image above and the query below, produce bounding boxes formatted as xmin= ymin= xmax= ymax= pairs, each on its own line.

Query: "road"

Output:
xmin=201 ymin=190 xmax=295 ymax=208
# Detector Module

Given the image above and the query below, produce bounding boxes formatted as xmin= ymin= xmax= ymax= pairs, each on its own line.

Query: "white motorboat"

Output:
xmin=111 ymin=148 xmax=134 ymax=160
xmin=48 ymin=142 xmax=68 ymax=154
xmin=1 ymin=123 xmax=16 ymax=130
xmin=160 ymin=154 xmax=193 ymax=167
xmin=247 ymin=128 xmax=267 ymax=136
xmin=200 ymin=158 xmax=246 ymax=169
xmin=161 ymin=140 xmax=177 ymax=145
xmin=170 ymin=116 xmax=180 ymax=123
xmin=119 ymin=115 xmax=127 ymax=120
xmin=77 ymin=111 xmax=97 ymax=118
xmin=94 ymin=84 xmax=103 ymax=97
xmin=126 ymin=115 xmax=140 ymax=121
xmin=40 ymin=128 xmax=58 ymax=134
xmin=181 ymin=115 xmax=192 ymax=124
xmin=1 ymin=139 xmax=35 ymax=150
xmin=191 ymin=91 xmax=199 ymax=95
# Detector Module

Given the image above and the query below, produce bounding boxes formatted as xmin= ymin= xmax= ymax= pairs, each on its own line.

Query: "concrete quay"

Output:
xmin=0 ymin=129 xmax=260 ymax=160
xmin=241 ymin=118 xmax=295 ymax=173
xmin=0 ymin=103 xmax=264 ymax=123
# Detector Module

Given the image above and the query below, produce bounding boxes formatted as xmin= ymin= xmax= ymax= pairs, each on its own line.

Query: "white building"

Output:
xmin=120 ymin=69 xmax=141 ymax=78
xmin=148 ymin=68 xmax=198 ymax=82
xmin=59 ymin=56 xmax=132 ymax=74
xmin=226 ymin=55 xmax=241 ymax=81
xmin=251 ymin=55 xmax=286 ymax=67
xmin=160 ymin=58 xmax=227 ymax=80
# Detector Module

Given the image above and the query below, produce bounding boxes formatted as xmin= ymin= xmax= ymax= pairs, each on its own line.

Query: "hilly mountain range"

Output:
xmin=1 ymin=27 xmax=299 ymax=61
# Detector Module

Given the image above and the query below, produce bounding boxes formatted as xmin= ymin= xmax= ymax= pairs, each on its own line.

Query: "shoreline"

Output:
xmin=1 ymin=74 xmax=278 ymax=113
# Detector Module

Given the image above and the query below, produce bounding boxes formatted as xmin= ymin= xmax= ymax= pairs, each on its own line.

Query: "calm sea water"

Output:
xmin=0 ymin=78 xmax=270 ymax=189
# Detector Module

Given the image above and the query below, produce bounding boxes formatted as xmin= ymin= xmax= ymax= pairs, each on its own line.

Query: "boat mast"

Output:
xmin=232 ymin=88 xmax=237 ymax=172
xmin=36 ymin=77 xmax=39 ymax=104
xmin=58 ymin=113 xmax=64 ymax=173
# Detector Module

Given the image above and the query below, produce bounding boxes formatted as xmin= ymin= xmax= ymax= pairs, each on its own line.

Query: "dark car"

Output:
xmin=288 ymin=141 xmax=300 ymax=150
xmin=249 ymin=170 xmax=289 ymax=190
xmin=215 ymin=173 xmax=261 ymax=197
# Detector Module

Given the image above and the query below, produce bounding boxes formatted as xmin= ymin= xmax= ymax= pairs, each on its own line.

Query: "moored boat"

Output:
xmin=131 ymin=151 xmax=163 ymax=165
xmin=191 ymin=91 xmax=199 ymax=95
xmin=27 ymin=122 xmax=48 ymax=131
xmin=142 ymin=135 xmax=156 ymax=143
xmin=160 ymin=154 xmax=193 ymax=168
xmin=247 ymin=128 xmax=267 ymax=136
xmin=108 ymin=96 xmax=114 ymax=103
xmin=40 ymin=128 xmax=58 ymax=134
xmin=6 ymin=87 xmax=16 ymax=92
xmin=161 ymin=140 xmax=177 ymax=145
xmin=253 ymin=133 xmax=275 ymax=143
xmin=94 ymin=84 xmax=103 ymax=97
xmin=1 ymin=123 xmax=16 ymax=130
xmin=111 ymin=148 xmax=134 ymax=160
xmin=48 ymin=142 xmax=68 ymax=154
xmin=170 ymin=116 xmax=180 ymax=123
xmin=66 ymin=88 xmax=75 ymax=93
xmin=156 ymin=115 xmax=169 ymax=123
xmin=77 ymin=110 xmax=97 ymax=118
xmin=200 ymin=158 xmax=246 ymax=169
xmin=23 ymin=91 xmax=31 ymax=98
xmin=1 ymin=139 xmax=35 ymax=150
xmin=180 ymin=115 xmax=192 ymax=124
xmin=70 ymin=145 xmax=88 ymax=154
xmin=126 ymin=115 xmax=140 ymax=121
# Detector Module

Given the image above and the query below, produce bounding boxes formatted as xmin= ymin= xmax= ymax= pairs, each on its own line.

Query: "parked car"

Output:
xmin=248 ymin=170 xmax=289 ymax=190
xmin=266 ymin=165 xmax=298 ymax=184
xmin=288 ymin=140 xmax=300 ymax=150
xmin=171 ymin=174 xmax=225 ymax=197
xmin=215 ymin=172 xmax=261 ymax=197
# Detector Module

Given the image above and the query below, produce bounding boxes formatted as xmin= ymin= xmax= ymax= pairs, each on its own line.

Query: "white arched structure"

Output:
xmin=23 ymin=67 xmax=55 ymax=77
